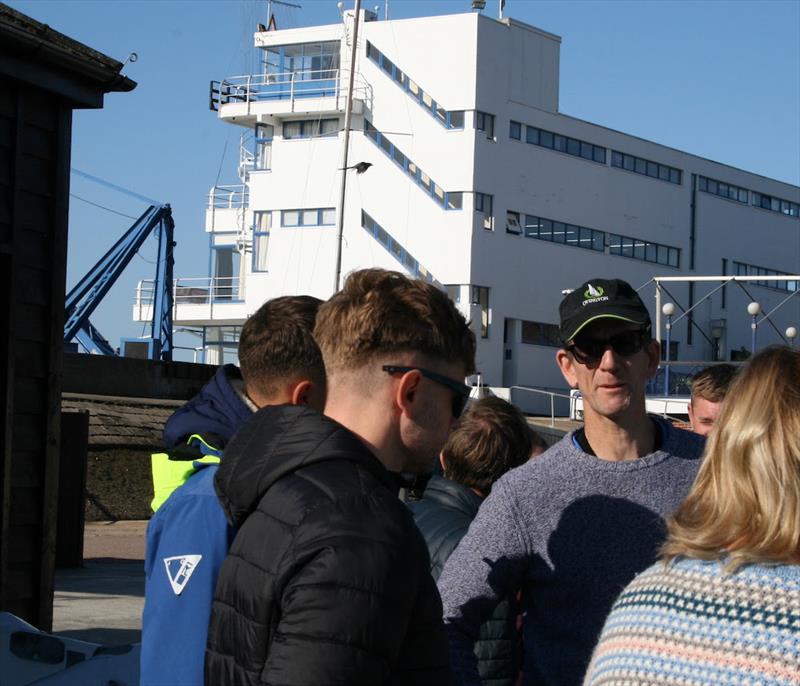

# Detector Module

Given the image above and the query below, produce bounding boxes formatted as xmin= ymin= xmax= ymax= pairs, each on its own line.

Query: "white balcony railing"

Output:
xmin=208 ymin=184 xmax=248 ymax=210
xmin=134 ymin=276 xmax=243 ymax=319
xmin=209 ymin=69 xmax=372 ymax=113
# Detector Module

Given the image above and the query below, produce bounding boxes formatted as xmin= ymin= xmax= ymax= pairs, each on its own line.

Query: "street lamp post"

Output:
xmin=747 ymin=302 xmax=761 ymax=356
xmin=662 ymin=302 xmax=675 ymax=396
xmin=786 ymin=326 xmax=798 ymax=347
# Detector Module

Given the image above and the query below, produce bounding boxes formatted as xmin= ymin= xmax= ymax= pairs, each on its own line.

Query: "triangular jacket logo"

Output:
xmin=163 ymin=554 xmax=202 ymax=596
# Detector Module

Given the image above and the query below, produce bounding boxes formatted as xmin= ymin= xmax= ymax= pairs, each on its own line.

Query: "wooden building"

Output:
xmin=0 ymin=3 xmax=135 ymax=629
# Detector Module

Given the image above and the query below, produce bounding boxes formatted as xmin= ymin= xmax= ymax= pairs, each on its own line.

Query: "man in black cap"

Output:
xmin=438 ymin=278 xmax=705 ymax=686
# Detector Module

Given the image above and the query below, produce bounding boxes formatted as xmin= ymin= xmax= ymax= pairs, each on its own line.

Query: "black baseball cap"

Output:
xmin=559 ymin=278 xmax=651 ymax=343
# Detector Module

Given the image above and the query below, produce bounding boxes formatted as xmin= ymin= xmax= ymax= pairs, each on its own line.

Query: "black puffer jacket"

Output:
xmin=205 ymin=405 xmax=452 ymax=686
xmin=408 ymin=475 xmax=519 ymax=686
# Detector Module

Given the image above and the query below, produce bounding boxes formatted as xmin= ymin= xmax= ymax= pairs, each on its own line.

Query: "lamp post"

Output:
xmin=662 ymin=302 xmax=675 ymax=396
xmin=786 ymin=326 xmax=798 ymax=347
xmin=747 ymin=302 xmax=761 ymax=356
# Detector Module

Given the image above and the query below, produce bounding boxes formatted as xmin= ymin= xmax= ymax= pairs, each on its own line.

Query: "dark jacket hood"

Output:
xmin=163 ymin=364 xmax=253 ymax=448
xmin=214 ymin=404 xmax=398 ymax=528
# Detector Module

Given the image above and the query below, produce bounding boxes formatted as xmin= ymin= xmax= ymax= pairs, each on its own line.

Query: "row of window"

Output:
xmin=282 ymin=207 xmax=335 ymax=227
xmin=698 ymin=175 xmax=748 ymax=204
xmin=282 ymin=118 xmax=338 ymax=140
xmin=611 ymin=151 xmax=682 ymax=185
xmin=505 ymin=208 xmax=681 ymax=268
xmin=364 ymin=120 xmax=463 ymax=210
xmin=520 ymin=320 xmax=561 ymax=347
xmin=365 ymin=41 xmax=465 ymax=130
xmin=733 ymin=261 xmax=798 ymax=292
xmin=361 ymin=210 xmax=439 ymax=284
xmin=752 ymin=191 xmax=800 ymax=218
xmin=510 ymin=120 xmax=607 ymax=165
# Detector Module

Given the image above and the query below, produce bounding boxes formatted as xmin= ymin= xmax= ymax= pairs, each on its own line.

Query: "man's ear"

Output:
xmin=556 ymin=349 xmax=578 ymax=389
xmin=289 ymin=379 xmax=313 ymax=406
xmin=394 ymin=368 xmax=422 ymax=417
xmin=438 ymin=452 xmax=446 ymax=474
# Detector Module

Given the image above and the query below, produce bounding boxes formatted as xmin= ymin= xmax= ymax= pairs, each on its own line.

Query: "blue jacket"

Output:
xmin=140 ymin=365 xmax=253 ymax=686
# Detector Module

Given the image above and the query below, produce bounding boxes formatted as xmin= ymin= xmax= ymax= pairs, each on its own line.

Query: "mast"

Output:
xmin=333 ymin=0 xmax=362 ymax=292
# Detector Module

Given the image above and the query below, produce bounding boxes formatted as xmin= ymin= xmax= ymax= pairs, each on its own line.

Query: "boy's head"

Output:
xmin=314 ymin=269 xmax=476 ymax=474
xmin=440 ymin=396 xmax=532 ymax=496
xmin=238 ymin=295 xmax=326 ymax=411
xmin=688 ymin=363 xmax=737 ymax=437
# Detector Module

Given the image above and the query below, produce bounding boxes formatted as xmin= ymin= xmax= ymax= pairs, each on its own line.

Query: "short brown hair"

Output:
xmin=690 ymin=363 xmax=738 ymax=403
xmin=314 ymin=269 xmax=475 ymax=374
xmin=238 ymin=295 xmax=325 ymax=397
xmin=441 ymin=396 xmax=531 ymax=495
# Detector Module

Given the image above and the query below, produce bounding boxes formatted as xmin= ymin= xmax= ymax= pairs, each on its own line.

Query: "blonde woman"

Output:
xmin=585 ymin=345 xmax=800 ymax=685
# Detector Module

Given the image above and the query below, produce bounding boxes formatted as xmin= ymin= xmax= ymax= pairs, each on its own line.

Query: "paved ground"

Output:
xmin=53 ymin=521 xmax=148 ymax=645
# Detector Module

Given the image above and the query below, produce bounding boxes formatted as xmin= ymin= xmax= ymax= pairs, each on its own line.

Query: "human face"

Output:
xmin=556 ymin=321 xmax=659 ymax=422
xmin=391 ymin=361 xmax=468 ymax=473
xmin=688 ymin=396 xmax=722 ymax=437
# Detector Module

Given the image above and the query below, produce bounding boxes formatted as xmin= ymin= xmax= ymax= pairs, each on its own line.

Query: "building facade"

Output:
xmin=134 ymin=9 xmax=800 ymax=398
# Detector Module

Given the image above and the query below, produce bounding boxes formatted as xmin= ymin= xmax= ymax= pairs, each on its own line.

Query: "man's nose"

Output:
xmin=597 ymin=345 xmax=621 ymax=370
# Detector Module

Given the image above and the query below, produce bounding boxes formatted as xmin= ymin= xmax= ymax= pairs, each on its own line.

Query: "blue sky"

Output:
xmin=8 ymin=0 xmax=800 ymax=359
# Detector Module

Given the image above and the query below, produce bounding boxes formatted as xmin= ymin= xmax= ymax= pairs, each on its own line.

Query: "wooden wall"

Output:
xmin=0 ymin=74 xmax=71 ymax=630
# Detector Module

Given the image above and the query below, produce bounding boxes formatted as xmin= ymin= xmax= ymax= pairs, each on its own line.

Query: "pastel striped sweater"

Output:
xmin=584 ymin=558 xmax=800 ymax=686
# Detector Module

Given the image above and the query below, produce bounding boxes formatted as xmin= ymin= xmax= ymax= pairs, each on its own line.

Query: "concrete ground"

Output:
xmin=53 ymin=520 xmax=147 ymax=645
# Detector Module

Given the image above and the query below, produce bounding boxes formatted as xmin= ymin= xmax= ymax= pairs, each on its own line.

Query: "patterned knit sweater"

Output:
xmin=584 ymin=558 xmax=800 ymax=686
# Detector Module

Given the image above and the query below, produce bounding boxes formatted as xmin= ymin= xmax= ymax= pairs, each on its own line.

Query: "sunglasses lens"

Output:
xmin=571 ymin=330 xmax=646 ymax=363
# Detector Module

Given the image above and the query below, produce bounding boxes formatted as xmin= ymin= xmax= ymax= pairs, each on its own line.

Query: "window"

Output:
xmin=445 ymin=285 xmax=461 ymax=303
xmin=254 ymin=123 xmax=273 ymax=171
xmin=698 ymin=175 xmax=748 ymax=204
xmin=611 ymin=151 xmax=682 ymax=185
xmin=506 ymin=211 xmax=521 ymax=234
xmin=521 ymin=320 xmax=561 ymax=347
xmin=471 ymin=286 xmax=490 ymax=338
xmin=520 ymin=124 xmax=606 ymax=166
xmin=475 ymin=192 xmax=493 ymax=231
xmin=281 ymin=207 xmax=335 ymax=227
xmin=365 ymin=41 xmax=463 ymax=130
xmin=266 ymin=41 xmax=340 ymax=80
xmin=252 ymin=211 xmax=271 ymax=272
xmin=282 ymin=118 xmax=339 ymax=139
xmin=446 ymin=192 xmax=463 ymax=210
xmin=361 ymin=210 xmax=439 ymax=284
xmin=733 ymin=261 xmax=798 ymax=291
xmin=509 ymin=120 xmax=522 ymax=140
xmin=607 ymin=232 xmax=680 ymax=267
xmin=475 ymin=111 xmax=495 ymax=139
xmin=752 ymin=192 xmax=799 ymax=218
xmin=363 ymin=119 xmax=458 ymax=210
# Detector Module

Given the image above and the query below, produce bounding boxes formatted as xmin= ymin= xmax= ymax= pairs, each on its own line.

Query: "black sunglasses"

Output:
xmin=382 ymin=365 xmax=471 ymax=418
xmin=567 ymin=329 xmax=650 ymax=365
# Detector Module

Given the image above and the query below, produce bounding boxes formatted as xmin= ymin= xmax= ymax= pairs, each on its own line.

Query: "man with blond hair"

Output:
xmin=205 ymin=268 xmax=476 ymax=686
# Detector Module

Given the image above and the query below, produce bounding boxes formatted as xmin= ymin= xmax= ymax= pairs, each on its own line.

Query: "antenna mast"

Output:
xmin=333 ymin=0 xmax=362 ymax=292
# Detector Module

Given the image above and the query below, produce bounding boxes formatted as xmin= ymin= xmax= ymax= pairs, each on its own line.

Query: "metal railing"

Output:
xmin=209 ymin=69 xmax=372 ymax=112
xmin=208 ymin=184 xmax=248 ymax=210
xmin=135 ymin=276 xmax=243 ymax=309
xmin=508 ymin=385 xmax=576 ymax=427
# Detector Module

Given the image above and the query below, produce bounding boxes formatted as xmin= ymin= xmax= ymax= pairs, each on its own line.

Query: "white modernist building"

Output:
xmin=133 ymin=9 xmax=800 ymax=404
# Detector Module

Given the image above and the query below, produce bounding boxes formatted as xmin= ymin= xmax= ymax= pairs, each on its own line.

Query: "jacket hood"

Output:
xmin=214 ymin=404 xmax=397 ymax=528
xmin=163 ymin=364 xmax=253 ymax=448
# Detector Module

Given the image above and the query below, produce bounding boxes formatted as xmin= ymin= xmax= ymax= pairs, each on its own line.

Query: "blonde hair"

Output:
xmin=662 ymin=345 xmax=800 ymax=570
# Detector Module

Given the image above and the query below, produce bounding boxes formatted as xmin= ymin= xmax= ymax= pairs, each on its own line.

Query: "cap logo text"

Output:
xmin=582 ymin=283 xmax=608 ymax=306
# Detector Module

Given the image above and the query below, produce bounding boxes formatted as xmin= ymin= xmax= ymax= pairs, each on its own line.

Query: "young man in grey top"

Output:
xmin=438 ymin=279 xmax=705 ymax=686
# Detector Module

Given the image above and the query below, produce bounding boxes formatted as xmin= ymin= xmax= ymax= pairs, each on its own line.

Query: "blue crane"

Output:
xmin=63 ymin=204 xmax=175 ymax=361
